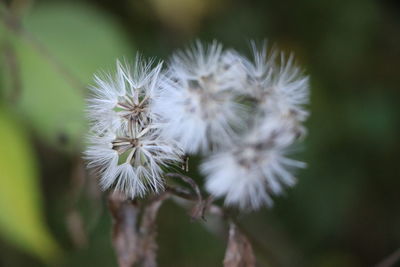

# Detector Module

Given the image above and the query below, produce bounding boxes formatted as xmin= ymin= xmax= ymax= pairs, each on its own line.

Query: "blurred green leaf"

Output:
xmin=9 ymin=2 xmax=133 ymax=149
xmin=0 ymin=108 xmax=60 ymax=261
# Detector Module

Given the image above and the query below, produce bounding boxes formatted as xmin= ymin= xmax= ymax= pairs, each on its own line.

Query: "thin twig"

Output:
xmin=138 ymin=192 xmax=170 ymax=267
xmin=108 ymin=191 xmax=170 ymax=267
xmin=165 ymin=172 xmax=209 ymax=220
xmin=108 ymin=192 xmax=140 ymax=267
xmin=224 ymin=221 xmax=256 ymax=267
xmin=166 ymin=179 xmax=274 ymax=265
xmin=170 ymin=186 xmax=277 ymax=266
xmin=2 ymin=42 xmax=21 ymax=103
xmin=108 ymin=175 xmax=278 ymax=267
xmin=165 ymin=185 xmax=196 ymax=201
xmin=375 ymin=248 xmax=400 ymax=267
xmin=165 ymin=172 xmax=202 ymax=202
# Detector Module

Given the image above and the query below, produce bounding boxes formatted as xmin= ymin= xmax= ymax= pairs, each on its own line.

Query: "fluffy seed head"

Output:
xmin=153 ymin=41 xmax=246 ymax=153
xmin=85 ymin=125 xmax=183 ymax=198
xmin=201 ymin=119 xmax=306 ymax=210
xmin=241 ymin=42 xmax=310 ymax=122
xmin=85 ymin=57 xmax=183 ymax=198
xmin=87 ymin=56 xmax=162 ymax=133
xmin=200 ymin=42 xmax=310 ymax=210
xmin=84 ymin=41 xmax=310 ymax=209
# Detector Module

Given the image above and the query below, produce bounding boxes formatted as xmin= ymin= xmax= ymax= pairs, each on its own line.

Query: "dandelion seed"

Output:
xmin=201 ymin=42 xmax=310 ymax=210
xmin=153 ymin=41 xmax=246 ymax=153
xmin=241 ymin=42 xmax=310 ymax=122
xmin=85 ymin=122 xmax=183 ymax=198
xmin=87 ymin=56 xmax=162 ymax=133
xmin=201 ymin=120 xmax=306 ymax=210
xmin=84 ymin=41 xmax=310 ymax=208
xmin=85 ymin=56 xmax=183 ymax=198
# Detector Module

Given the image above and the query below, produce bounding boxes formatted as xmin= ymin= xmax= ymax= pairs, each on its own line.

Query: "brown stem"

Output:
xmin=108 ymin=192 xmax=140 ymax=267
xmin=165 ymin=172 xmax=202 ymax=203
xmin=167 ymin=183 xmax=275 ymax=266
xmin=165 ymin=185 xmax=196 ymax=201
xmin=165 ymin=172 xmax=208 ymax=220
xmin=108 ymin=192 xmax=171 ymax=267
xmin=375 ymin=248 xmax=400 ymax=267
xmin=107 ymin=174 xmax=274 ymax=267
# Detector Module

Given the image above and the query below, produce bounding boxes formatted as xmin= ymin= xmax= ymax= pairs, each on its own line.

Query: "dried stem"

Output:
xmin=165 ymin=185 xmax=196 ymax=201
xmin=108 ymin=192 xmax=140 ymax=267
xmin=224 ymin=222 xmax=256 ymax=267
xmin=165 ymin=172 xmax=202 ymax=203
xmin=165 ymin=172 xmax=206 ymax=220
xmin=107 ymin=174 xmax=274 ymax=267
xmin=108 ymin=192 xmax=170 ymax=267
xmin=137 ymin=193 xmax=170 ymax=267
xmin=375 ymin=248 xmax=400 ymax=267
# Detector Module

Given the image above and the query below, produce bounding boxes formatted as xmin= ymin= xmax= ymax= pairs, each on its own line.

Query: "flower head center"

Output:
xmin=115 ymin=96 xmax=149 ymax=121
xmin=112 ymin=137 xmax=139 ymax=153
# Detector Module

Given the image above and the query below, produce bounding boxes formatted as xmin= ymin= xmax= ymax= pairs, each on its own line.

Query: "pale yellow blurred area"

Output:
xmin=147 ymin=0 xmax=223 ymax=32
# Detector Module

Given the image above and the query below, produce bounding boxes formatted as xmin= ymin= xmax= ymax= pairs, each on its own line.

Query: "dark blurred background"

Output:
xmin=0 ymin=0 xmax=399 ymax=266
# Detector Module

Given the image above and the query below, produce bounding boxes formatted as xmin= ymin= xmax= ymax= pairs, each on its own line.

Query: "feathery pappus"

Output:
xmin=84 ymin=41 xmax=310 ymax=210
xmin=85 ymin=57 xmax=183 ymax=198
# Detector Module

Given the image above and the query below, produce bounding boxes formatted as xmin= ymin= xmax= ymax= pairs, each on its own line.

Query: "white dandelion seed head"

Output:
xmin=87 ymin=55 xmax=163 ymax=134
xmin=84 ymin=132 xmax=119 ymax=187
xmin=241 ymin=42 xmax=310 ymax=122
xmin=251 ymin=112 xmax=307 ymax=149
xmin=85 ymin=124 xmax=184 ymax=198
xmin=85 ymin=55 xmax=184 ymax=199
xmin=152 ymin=41 xmax=246 ymax=154
xmin=201 ymin=127 xmax=306 ymax=210
xmin=199 ymin=41 xmax=311 ymax=211
xmin=84 ymin=40 xmax=310 ymax=209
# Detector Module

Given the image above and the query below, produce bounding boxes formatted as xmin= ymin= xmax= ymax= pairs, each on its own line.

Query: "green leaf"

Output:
xmin=0 ymin=109 xmax=60 ymax=261
xmin=10 ymin=2 xmax=133 ymax=150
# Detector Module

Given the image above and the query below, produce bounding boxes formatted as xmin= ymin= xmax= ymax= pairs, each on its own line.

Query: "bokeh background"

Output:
xmin=0 ymin=0 xmax=399 ymax=266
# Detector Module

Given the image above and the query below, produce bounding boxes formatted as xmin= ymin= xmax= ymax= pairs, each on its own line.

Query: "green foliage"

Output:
xmin=6 ymin=2 xmax=133 ymax=150
xmin=0 ymin=109 xmax=60 ymax=262
xmin=0 ymin=1 xmax=134 ymax=263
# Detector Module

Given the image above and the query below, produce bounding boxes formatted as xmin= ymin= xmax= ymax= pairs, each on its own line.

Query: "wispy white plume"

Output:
xmin=200 ymin=41 xmax=310 ymax=210
xmin=86 ymin=56 xmax=162 ymax=134
xmin=84 ymin=41 xmax=310 ymax=210
xmin=241 ymin=41 xmax=309 ymax=122
xmin=201 ymin=119 xmax=306 ymax=210
xmin=85 ymin=55 xmax=183 ymax=198
xmin=153 ymin=41 xmax=246 ymax=153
